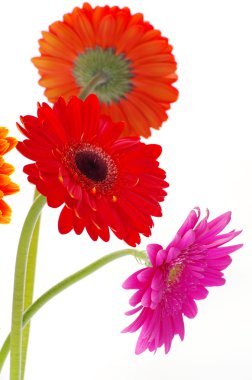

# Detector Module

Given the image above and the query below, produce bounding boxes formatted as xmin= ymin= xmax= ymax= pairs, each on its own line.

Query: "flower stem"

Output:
xmin=0 ymin=249 xmax=145 ymax=373
xmin=21 ymin=189 xmax=41 ymax=380
xmin=10 ymin=194 xmax=46 ymax=380
xmin=79 ymin=71 xmax=108 ymax=99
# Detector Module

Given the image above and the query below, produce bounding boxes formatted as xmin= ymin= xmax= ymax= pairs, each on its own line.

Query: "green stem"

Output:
xmin=21 ymin=189 xmax=41 ymax=380
xmin=0 ymin=249 xmax=145 ymax=373
xmin=79 ymin=71 xmax=108 ymax=99
xmin=10 ymin=194 xmax=46 ymax=380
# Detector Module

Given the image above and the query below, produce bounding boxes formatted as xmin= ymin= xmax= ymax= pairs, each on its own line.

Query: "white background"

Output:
xmin=0 ymin=0 xmax=251 ymax=379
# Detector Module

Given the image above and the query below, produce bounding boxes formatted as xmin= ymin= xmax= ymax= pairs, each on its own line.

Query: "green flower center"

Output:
xmin=73 ymin=47 xmax=133 ymax=103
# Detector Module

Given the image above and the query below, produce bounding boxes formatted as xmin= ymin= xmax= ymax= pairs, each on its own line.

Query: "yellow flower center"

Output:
xmin=167 ymin=263 xmax=184 ymax=285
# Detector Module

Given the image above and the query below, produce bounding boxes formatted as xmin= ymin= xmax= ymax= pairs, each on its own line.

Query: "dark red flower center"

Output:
xmin=75 ymin=151 xmax=108 ymax=182
xmin=61 ymin=143 xmax=118 ymax=195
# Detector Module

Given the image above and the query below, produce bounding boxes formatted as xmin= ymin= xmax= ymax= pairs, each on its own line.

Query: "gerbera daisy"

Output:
xmin=17 ymin=95 xmax=168 ymax=246
xmin=0 ymin=127 xmax=20 ymax=224
xmin=122 ymin=208 xmax=242 ymax=353
xmin=32 ymin=3 xmax=178 ymax=138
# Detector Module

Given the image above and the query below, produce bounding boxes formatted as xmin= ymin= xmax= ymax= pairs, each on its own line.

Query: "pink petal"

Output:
xmin=151 ymin=268 xmax=163 ymax=290
xmin=125 ymin=305 xmax=143 ymax=316
xmin=141 ymin=306 xmax=161 ymax=340
xmin=177 ymin=208 xmax=200 ymax=237
xmin=172 ymin=312 xmax=185 ymax=340
xmin=200 ymin=230 xmax=242 ymax=247
xmin=189 ymin=285 xmax=209 ymax=300
xmin=135 ymin=336 xmax=149 ymax=355
xmin=207 ymin=211 xmax=231 ymax=233
xmin=195 ymin=216 xmax=208 ymax=237
xmin=146 ymin=243 xmax=163 ymax=266
xmin=166 ymin=232 xmax=181 ymax=250
xmin=177 ymin=229 xmax=195 ymax=250
xmin=207 ymin=244 xmax=243 ymax=258
xmin=122 ymin=269 xmax=146 ymax=289
xmin=207 ymin=256 xmax=232 ymax=270
xmin=162 ymin=315 xmax=175 ymax=354
xmin=141 ymin=287 xmax=152 ymax=307
xmin=130 ymin=289 xmax=145 ymax=307
xmin=156 ymin=249 xmax=167 ymax=266
xmin=122 ymin=308 xmax=148 ymax=333
xmin=151 ymin=289 xmax=163 ymax=309
xmin=183 ymin=299 xmax=198 ymax=318
xmin=201 ymin=275 xmax=226 ymax=287
xmin=137 ymin=267 xmax=154 ymax=283
xmin=166 ymin=247 xmax=180 ymax=263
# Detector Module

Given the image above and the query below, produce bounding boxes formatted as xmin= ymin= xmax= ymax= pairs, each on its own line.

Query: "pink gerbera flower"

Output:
xmin=122 ymin=208 xmax=242 ymax=354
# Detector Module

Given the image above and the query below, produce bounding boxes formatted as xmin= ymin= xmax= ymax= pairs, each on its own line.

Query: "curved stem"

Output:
xmin=10 ymin=194 xmax=46 ymax=380
xmin=0 ymin=337 xmax=10 ymax=374
xmin=79 ymin=71 xmax=108 ymax=100
xmin=0 ymin=249 xmax=145 ymax=372
xmin=21 ymin=189 xmax=41 ymax=380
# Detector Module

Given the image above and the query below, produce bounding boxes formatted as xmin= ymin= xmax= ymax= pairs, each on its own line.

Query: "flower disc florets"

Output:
xmin=61 ymin=143 xmax=118 ymax=194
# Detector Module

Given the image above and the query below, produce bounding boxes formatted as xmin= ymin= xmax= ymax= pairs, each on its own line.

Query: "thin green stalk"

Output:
xmin=21 ymin=189 xmax=41 ymax=380
xmin=0 ymin=249 xmax=145 ymax=372
xmin=79 ymin=71 xmax=108 ymax=99
xmin=10 ymin=194 xmax=46 ymax=380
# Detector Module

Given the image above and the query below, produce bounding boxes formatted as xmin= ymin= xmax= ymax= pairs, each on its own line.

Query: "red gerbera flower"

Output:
xmin=17 ymin=95 xmax=168 ymax=246
xmin=32 ymin=3 xmax=178 ymax=138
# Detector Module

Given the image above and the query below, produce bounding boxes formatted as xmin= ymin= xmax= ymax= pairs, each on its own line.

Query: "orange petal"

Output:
xmin=72 ymin=9 xmax=96 ymax=47
xmin=0 ymin=137 xmax=17 ymax=155
xmin=132 ymin=78 xmax=178 ymax=102
xmin=39 ymin=32 xmax=77 ymax=61
xmin=127 ymin=91 xmax=167 ymax=131
xmin=133 ymin=53 xmax=176 ymax=67
xmin=92 ymin=5 xmax=109 ymax=31
xmin=49 ymin=21 xmax=84 ymax=54
xmin=0 ymin=174 xmax=10 ymax=187
xmin=116 ymin=25 xmax=144 ymax=55
xmin=0 ymin=127 xmax=8 ymax=139
xmin=0 ymin=162 xmax=15 ymax=175
xmin=133 ymin=62 xmax=177 ymax=77
xmin=97 ymin=14 xmax=116 ymax=48
xmin=1 ymin=181 xmax=20 ymax=196
xmin=32 ymin=56 xmax=72 ymax=73
xmin=118 ymin=99 xmax=151 ymax=138
xmin=39 ymin=74 xmax=75 ymax=88
xmin=128 ymin=12 xmax=144 ymax=27
xmin=45 ymin=84 xmax=79 ymax=103
xmin=0 ymin=199 xmax=12 ymax=224
xmin=114 ymin=11 xmax=129 ymax=39
xmin=128 ymin=40 xmax=169 ymax=61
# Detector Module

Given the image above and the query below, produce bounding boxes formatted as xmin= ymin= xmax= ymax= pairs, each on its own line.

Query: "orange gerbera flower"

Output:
xmin=0 ymin=127 xmax=19 ymax=224
xmin=32 ymin=3 xmax=178 ymax=138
